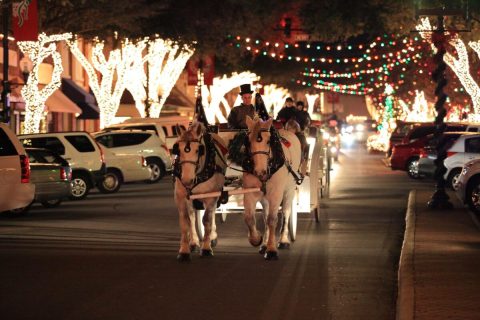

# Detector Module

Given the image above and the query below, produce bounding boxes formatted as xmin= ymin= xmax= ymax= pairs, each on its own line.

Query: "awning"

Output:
xmin=45 ymin=89 xmax=83 ymax=114
xmin=116 ymin=104 xmax=141 ymax=117
xmin=61 ymin=78 xmax=100 ymax=119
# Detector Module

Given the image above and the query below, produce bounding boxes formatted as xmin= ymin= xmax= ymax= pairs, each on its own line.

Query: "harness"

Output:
xmin=172 ymin=132 xmax=225 ymax=201
xmin=241 ymin=127 xmax=304 ymax=194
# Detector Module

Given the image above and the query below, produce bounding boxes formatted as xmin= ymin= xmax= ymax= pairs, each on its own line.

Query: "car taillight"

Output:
xmin=141 ymin=156 xmax=147 ymax=167
xmin=60 ymin=167 xmax=67 ymax=180
xmin=447 ymin=151 xmax=457 ymax=158
xmin=419 ymin=149 xmax=428 ymax=158
xmin=20 ymin=155 xmax=30 ymax=183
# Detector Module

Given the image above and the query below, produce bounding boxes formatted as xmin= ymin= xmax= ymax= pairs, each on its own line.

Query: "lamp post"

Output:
xmin=414 ymin=1 xmax=470 ymax=209
xmin=1 ymin=2 xmax=11 ymax=124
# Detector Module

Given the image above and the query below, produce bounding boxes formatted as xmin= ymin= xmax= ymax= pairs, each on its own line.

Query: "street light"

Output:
xmin=414 ymin=1 xmax=471 ymax=209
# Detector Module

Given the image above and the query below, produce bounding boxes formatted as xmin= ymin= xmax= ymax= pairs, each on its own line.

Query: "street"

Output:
xmin=0 ymin=141 xmax=432 ymax=320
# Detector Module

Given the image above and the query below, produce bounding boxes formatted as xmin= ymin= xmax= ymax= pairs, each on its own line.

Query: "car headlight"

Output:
xmin=323 ymin=132 xmax=330 ymax=140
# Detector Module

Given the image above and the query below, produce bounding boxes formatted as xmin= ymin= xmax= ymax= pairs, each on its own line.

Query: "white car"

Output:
xmin=98 ymin=146 xmax=151 ymax=193
xmin=104 ymin=116 xmax=191 ymax=150
xmin=443 ymin=132 xmax=480 ymax=189
xmin=455 ymin=159 xmax=480 ymax=214
xmin=93 ymin=130 xmax=172 ymax=183
xmin=19 ymin=132 xmax=106 ymax=200
xmin=0 ymin=123 xmax=35 ymax=213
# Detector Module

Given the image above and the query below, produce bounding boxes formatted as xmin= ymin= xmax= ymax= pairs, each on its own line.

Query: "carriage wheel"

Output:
xmin=288 ymin=192 xmax=298 ymax=242
xmin=195 ymin=209 xmax=205 ymax=241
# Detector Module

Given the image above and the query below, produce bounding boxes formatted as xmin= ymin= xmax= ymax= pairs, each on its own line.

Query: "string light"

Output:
xmin=18 ymin=33 xmax=72 ymax=134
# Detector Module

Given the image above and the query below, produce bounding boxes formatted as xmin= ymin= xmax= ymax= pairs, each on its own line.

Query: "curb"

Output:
xmin=396 ymin=190 xmax=416 ymax=320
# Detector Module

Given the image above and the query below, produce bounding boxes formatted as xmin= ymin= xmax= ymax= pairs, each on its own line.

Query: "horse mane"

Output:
xmin=178 ymin=122 xmax=205 ymax=142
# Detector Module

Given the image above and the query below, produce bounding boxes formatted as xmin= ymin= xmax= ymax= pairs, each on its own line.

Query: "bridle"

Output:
xmin=172 ymin=138 xmax=205 ymax=194
xmin=247 ymin=128 xmax=274 ymax=193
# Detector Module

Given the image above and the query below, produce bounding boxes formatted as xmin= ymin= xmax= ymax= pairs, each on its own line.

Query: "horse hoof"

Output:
xmin=177 ymin=253 xmax=191 ymax=262
xmin=258 ymin=245 xmax=267 ymax=255
xmin=190 ymin=244 xmax=200 ymax=253
xmin=249 ymin=236 xmax=263 ymax=247
xmin=278 ymin=242 xmax=290 ymax=250
xmin=201 ymin=249 xmax=214 ymax=257
xmin=211 ymin=239 xmax=218 ymax=248
xmin=264 ymin=251 xmax=279 ymax=261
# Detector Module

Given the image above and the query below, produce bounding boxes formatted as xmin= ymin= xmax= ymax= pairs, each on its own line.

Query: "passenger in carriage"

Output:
xmin=295 ymin=101 xmax=311 ymax=131
xmin=276 ymin=97 xmax=298 ymax=126
xmin=227 ymin=84 xmax=256 ymax=129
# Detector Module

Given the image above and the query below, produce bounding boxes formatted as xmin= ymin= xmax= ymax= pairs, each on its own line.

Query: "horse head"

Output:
xmin=246 ymin=116 xmax=273 ymax=181
xmin=172 ymin=121 xmax=206 ymax=188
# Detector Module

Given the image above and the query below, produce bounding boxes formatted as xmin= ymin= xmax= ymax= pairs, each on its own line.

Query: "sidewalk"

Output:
xmin=397 ymin=190 xmax=480 ymax=320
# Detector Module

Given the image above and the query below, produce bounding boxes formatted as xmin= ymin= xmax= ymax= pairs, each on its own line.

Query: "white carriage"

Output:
xmin=192 ymin=124 xmax=331 ymax=241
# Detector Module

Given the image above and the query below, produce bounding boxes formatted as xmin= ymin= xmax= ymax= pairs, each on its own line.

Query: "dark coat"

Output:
xmin=276 ymin=106 xmax=298 ymax=124
xmin=296 ymin=110 xmax=311 ymax=131
xmin=227 ymin=104 xmax=256 ymax=129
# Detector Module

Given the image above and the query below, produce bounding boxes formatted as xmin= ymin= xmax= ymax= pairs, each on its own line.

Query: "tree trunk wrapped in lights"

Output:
xmin=18 ymin=33 xmax=72 ymax=134
xmin=67 ymin=38 xmax=140 ymax=128
xmin=417 ymin=17 xmax=480 ymax=122
xmin=305 ymin=94 xmax=319 ymax=116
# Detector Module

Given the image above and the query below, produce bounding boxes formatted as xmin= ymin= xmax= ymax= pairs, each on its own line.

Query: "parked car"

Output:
xmin=0 ymin=123 xmax=35 ymax=214
xmin=443 ymin=132 xmax=480 ymax=190
xmin=393 ymin=132 xmax=467 ymax=179
xmin=19 ymin=132 xmax=106 ymax=200
xmin=103 ymin=116 xmax=191 ymax=150
xmin=418 ymin=132 xmax=477 ymax=187
xmin=388 ymin=121 xmax=467 ymax=156
xmin=98 ymin=146 xmax=151 ymax=193
xmin=391 ymin=135 xmax=430 ymax=179
xmin=455 ymin=159 xmax=480 ymax=214
xmin=25 ymin=148 xmax=72 ymax=208
xmin=93 ymin=130 xmax=172 ymax=183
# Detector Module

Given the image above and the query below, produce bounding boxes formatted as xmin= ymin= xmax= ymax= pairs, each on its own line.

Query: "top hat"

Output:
xmin=239 ymin=84 xmax=254 ymax=95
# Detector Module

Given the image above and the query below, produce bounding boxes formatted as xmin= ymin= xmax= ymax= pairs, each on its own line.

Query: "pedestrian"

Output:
xmin=295 ymin=101 xmax=311 ymax=131
xmin=276 ymin=97 xmax=298 ymax=126
xmin=227 ymin=84 xmax=256 ymax=129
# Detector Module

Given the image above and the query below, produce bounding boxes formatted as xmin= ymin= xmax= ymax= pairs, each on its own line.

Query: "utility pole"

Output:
xmin=1 ymin=1 xmax=11 ymax=124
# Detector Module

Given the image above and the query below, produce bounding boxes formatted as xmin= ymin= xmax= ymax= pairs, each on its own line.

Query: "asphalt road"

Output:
xmin=0 ymin=140 xmax=432 ymax=320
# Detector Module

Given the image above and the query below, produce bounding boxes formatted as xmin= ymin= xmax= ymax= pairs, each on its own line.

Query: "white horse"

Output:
xmin=173 ymin=122 xmax=227 ymax=261
xmin=243 ymin=116 xmax=301 ymax=260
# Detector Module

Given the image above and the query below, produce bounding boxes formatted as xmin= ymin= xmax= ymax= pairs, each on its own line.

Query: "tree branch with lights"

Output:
xmin=18 ymin=33 xmax=72 ymax=134
xmin=67 ymin=38 xmax=139 ymax=128
xmin=125 ymin=38 xmax=194 ymax=118
xmin=200 ymin=72 xmax=259 ymax=123
xmin=417 ymin=17 xmax=480 ymax=121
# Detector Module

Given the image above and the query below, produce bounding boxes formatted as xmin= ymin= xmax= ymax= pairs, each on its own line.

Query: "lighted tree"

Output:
xmin=147 ymin=39 xmax=194 ymax=118
xmin=305 ymin=93 xmax=319 ymax=115
xmin=18 ymin=33 xmax=72 ymax=134
xmin=399 ymin=90 xmax=435 ymax=122
xmin=417 ymin=17 xmax=480 ymax=122
xmin=67 ymin=38 xmax=139 ymax=128
xmin=200 ymin=72 xmax=259 ymax=123
xmin=261 ymin=84 xmax=289 ymax=118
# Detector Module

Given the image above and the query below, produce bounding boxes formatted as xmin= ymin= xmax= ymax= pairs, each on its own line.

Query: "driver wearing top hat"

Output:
xmin=227 ymin=84 xmax=256 ymax=129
